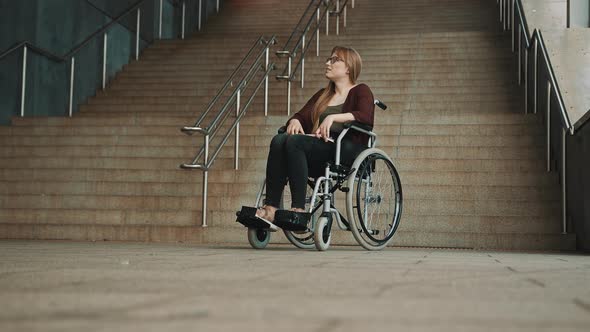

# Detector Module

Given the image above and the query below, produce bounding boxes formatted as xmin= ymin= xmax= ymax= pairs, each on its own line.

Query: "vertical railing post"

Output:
xmin=336 ymin=0 xmax=340 ymax=35
xmin=524 ymin=47 xmax=529 ymax=114
xmin=511 ymin=1 xmax=515 ymax=51
xmin=500 ymin=0 xmax=504 ymax=27
xmin=504 ymin=0 xmax=508 ymax=30
xmin=216 ymin=0 xmax=220 ymax=13
xmin=287 ymin=56 xmax=292 ymax=116
xmin=264 ymin=47 xmax=269 ymax=116
xmin=235 ymin=89 xmax=240 ymax=170
xmin=508 ymin=0 xmax=512 ymax=30
xmin=158 ymin=0 xmax=163 ymax=39
xmin=316 ymin=8 xmax=320 ymax=56
xmin=533 ymin=37 xmax=538 ymax=114
xmin=20 ymin=46 xmax=27 ymax=117
xmin=301 ymin=34 xmax=305 ymax=88
xmin=344 ymin=3 xmax=347 ymax=28
xmin=326 ymin=8 xmax=329 ymax=36
xmin=102 ymin=33 xmax=107 ymax=90
xmin=198 ymin=0 xmax=202 ymax=31
xmin=136 ymin=8 xmax=141 ymax=60
xmin=546 ymin=81 xmax=551 ymax=172
xmin=202 ymin=134 xmax=209 ymax=227
xmin=68 ymin=57 xmax=75 ymax=117
xmin=352 ymin=0 xmax=355 ymax=9
xmin=518 ymin=25 xmax=522 ymax=85
xmin=562 ymin=128 xmax=567 ymax=234
xmin=181 ymin=1 xmax=186 ymax=39
xmin=511 ymin=0 xmax=515 ymax=33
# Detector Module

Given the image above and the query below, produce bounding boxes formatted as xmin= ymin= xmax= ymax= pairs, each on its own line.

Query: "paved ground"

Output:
xmin=0 ymin=241 xmax=589 ymax=331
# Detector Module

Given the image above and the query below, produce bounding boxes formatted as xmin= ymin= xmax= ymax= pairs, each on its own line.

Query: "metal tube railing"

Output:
xmin=20 ymin=46 xmax=27 ymax=117
xmin=276 ymin=0 xmax=355 ymax=115
xmin=185 ymin=37 xmax=276 ymax=146
xmin=501 ymin=0 xmax=574 ymax=234
xmin=68 ymin=57 xmax=75 ymax=117
xmin=188 ymin=36 xmax=267 ymax=129
xmin=279 ymin=0 xmax=319 ymax=56
xmin=207 ymin=64 xmax=275 ymax=167
xmin=136 ymin=8 xmax=141 ymax=58
xmin=276 ymin=1 xmax=340 ymax=116
xmin=180 ymin=36 xmax=277 ymax=227
xmin=102 ymin=33 xmax=107 ymax=90
xmin=2 ymin=0 xmax=206 ymax=119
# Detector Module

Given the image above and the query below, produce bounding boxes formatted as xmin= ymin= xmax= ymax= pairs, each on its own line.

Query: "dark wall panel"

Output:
xmin=1 ymin=0 xmax=223 ymax=125
xmin=568 ymin=121 xmax=590 ymax=252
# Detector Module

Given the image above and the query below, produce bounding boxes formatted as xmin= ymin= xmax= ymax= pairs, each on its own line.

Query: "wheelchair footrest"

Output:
xmin=236 ymin=206 xmax=278 ymax=231
xmin=273 ymin=210 xmax=311 ymax=232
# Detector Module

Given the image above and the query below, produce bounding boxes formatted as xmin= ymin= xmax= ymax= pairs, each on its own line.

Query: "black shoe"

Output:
xmin=274 ymin=210 xmax=311 ymax=232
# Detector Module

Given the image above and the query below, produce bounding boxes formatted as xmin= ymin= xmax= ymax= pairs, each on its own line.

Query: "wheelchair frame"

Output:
xmin=241 ymin=99 xmax=403 ymax=251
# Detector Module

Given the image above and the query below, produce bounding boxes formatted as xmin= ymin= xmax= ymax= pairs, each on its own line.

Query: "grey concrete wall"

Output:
xmin=570 ymin=0 xmax=590 ymax=27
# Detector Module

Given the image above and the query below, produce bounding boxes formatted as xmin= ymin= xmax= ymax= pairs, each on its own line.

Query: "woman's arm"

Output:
xmin=314 ymin=113 xmax=355 ymax=141
xmin=285 ymin=88 xmax=324 ymax=133
xmin=346 ymin=84 xmax=375 ymax=125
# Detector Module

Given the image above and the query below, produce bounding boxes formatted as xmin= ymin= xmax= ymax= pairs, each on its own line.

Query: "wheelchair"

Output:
xmin=236 ymin=100 xmax=403 ymax=251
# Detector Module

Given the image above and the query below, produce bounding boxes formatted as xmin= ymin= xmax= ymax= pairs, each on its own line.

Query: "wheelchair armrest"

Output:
xmin=343 ymin=121 xmax=373 ymax=133
xmin=277 ymin=126 xmax=287 ymax=134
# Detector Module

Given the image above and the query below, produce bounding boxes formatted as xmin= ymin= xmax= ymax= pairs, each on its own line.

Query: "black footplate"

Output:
xmin=273 ymin=210 xmax=311 ymax=232
xmin=236 ymin=206 xmax=275 ymax=230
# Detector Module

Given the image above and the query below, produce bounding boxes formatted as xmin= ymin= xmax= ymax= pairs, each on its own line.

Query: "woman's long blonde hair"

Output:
xmin=311 ymin=46 xmax=362 ymax=131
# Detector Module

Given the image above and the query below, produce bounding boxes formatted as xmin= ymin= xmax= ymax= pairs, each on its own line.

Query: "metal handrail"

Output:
xmin=180 ymin=35 xmax=277 ymax=227
xmin=0 ymin=0 xmax=146 ymax=62
xmin=185 ymin=36 xmax=269 ymax=132
xmin=208 ymin=64 xmax=276 ymax=166
xmin=278 ymin=0 xmax=321 ymax=56
xmin=330 ymin=0 xmax=350 ymax=36
xmin=511 ymin=0 xmax=572 ymax=130
xmin=289 ymin=0 xmax=351 ymax=82
xmin=2 ymin=0 xmax=214 ymax=120
xmin=275 ymin=0 xmax=354 ymax=115
xmin=501 ymin=0 xmax=574 ymax=235
xmin=285 ymin=3 xmax=333 ymax=80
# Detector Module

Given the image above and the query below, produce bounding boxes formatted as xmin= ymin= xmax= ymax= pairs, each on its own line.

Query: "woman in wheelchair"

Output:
xmin=256 ymin=46 xmax=375 ymax=224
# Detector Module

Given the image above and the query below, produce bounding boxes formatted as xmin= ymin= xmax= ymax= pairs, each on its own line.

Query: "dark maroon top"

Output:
xmin=287 ymin=83 xmax=375 ymax=145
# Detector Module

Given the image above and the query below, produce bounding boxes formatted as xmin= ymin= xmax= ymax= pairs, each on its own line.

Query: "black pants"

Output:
xmin=264 ymin=133 xmax=365 ymax=209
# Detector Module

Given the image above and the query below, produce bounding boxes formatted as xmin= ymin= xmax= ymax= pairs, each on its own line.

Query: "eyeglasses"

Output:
xmin=326 ymin=56 xmax=343 ymax=64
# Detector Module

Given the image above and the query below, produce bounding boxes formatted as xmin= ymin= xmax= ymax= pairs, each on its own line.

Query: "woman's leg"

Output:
xmin=263 ymin=133 xmax=289 ymax=209
xmin=285 ymin=135 xmax=335 ymax=209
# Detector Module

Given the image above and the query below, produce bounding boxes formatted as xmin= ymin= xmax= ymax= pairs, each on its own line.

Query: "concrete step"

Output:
xmin=5 ymin=108 xmax=537 ymax=129
xmin=96 ymin=86 xmax=521 ymax=98
xmin=0 ymin=134 xmax=545 ymax=148
xmin=0 ymin=193 xmax=560 ymax=218
xmin=0 ymin=179 xmax=557 ymax=201
xmin=0 ymin=144 xmax=548 ymax=160
xmin=0 ymin=167 xmax=558 ymax=187
xmin=108 ymin=79 xmax=519 ymax=91
xmin=0 ymin=155 xmax=548 ymax=173
xmin=0 ymin=222 xmax=576 ymax=250
xmin=0 ymin=123 xmax=544 ymax=137
xmin=75 ymin=101 xmax=524 ymax=114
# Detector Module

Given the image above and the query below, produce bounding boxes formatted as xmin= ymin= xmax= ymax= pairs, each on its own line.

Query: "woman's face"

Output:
xmin=325 ymin=52 xmax=349 ymax=81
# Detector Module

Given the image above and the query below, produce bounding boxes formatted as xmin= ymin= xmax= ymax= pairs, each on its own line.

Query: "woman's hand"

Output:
xmin=315 ymin=115 xmax=334 ymax=142
xmin=286 ymin=119 xmax=305 ymax=135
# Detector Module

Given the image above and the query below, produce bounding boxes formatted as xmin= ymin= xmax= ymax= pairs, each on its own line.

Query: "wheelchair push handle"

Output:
xmin=374 ymin=99 xmax=387 ymax=110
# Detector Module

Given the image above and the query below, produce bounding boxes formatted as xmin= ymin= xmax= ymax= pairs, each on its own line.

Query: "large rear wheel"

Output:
xmin=346 ymin=148 xmax=403 ymax=251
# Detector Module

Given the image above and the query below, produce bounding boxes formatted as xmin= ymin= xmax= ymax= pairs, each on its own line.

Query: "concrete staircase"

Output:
xmin=0 ymin=0 xmax=575 ymax=250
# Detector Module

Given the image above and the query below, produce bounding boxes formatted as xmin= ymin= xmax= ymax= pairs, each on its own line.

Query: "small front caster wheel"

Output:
xmin=314 ymin=217 xmax=331 ymax=251
xmin=248 ymin=228 xmax=270 ymax=249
